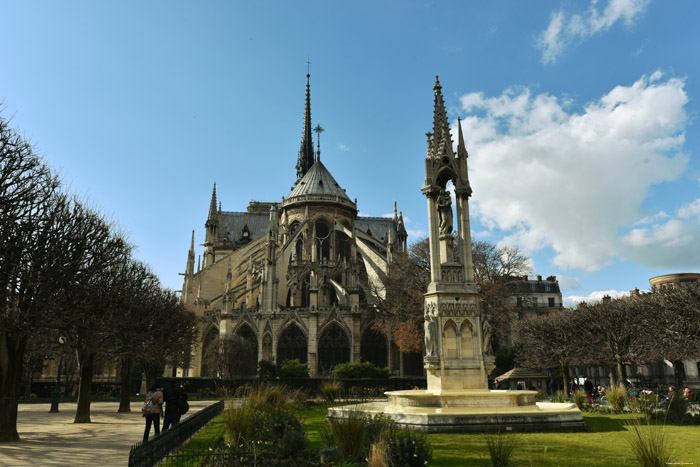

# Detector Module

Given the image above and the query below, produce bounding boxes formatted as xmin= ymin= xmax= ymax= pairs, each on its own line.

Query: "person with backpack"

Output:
xmin=175 ymin=381 xmax=190 ymax=424
xmin=142 ymin=384 xmax=163 ymax=442
xmin=162 ymin=380 xmax=182 ymax=431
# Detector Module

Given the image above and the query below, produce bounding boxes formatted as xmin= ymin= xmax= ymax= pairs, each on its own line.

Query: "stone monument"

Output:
xmin=327 ymin=77 xmax=586 ymax=432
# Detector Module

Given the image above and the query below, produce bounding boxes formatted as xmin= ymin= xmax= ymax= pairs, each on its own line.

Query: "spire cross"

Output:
xmin=306 ymin=57 xmax=311 ymax=76
xmin=314 ymin=124 xmax=324 ymax=160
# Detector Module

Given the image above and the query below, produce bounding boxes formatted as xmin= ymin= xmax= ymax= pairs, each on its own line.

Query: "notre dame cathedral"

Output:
xmin=180 ymin=73 xmax=426 ymax=378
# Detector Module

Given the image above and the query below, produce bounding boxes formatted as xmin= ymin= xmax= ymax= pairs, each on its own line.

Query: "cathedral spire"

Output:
xmin=296 ymin=73 xmax=315 ymax=181
xmin=207 ymin=183 xmax=218 ymax=222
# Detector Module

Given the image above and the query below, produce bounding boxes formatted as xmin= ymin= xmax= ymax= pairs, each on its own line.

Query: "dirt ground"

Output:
xmin=0 ymin=400 xmax=211 ymax=466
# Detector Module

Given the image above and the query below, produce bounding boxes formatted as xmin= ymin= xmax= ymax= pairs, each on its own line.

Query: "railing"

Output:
xmin=128 ymin=400 xmax=224 ymax=467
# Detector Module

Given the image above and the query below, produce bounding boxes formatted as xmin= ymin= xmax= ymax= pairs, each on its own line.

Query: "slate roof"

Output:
xmin=218 ymin=212 xmax=269 ymax=243
xmin=355 ymin=217 xmax=398 ymax=244
xmin=288 ymin=161 xmax=351 ymax=201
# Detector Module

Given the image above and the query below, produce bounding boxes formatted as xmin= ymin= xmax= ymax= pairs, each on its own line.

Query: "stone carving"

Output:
xmin=437 ymin=189 xmax=453 ymax=234
xmin=441 ymin=265 xmax=464 ymax=282
xmin=424 ymin=314 xmax=438 ymax=358
xmin=481 ymin=317 xmax=492 ymax=356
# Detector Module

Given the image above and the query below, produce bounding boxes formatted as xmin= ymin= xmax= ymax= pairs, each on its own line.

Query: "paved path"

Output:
xmin=0 ymin=400 xmax=214 ymax=466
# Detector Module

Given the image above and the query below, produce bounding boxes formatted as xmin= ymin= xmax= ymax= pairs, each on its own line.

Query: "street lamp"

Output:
xmin=49 ymin=336 xmax=67 ymax=413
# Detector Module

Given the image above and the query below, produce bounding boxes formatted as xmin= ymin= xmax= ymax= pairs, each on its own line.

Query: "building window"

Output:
xmin=531 ymin=297 xmax=537 ymax=308
xmin=549 ymin=297 xmax=555 ymax=307
xmin=517 ymin=297 xmax=523 ymax=307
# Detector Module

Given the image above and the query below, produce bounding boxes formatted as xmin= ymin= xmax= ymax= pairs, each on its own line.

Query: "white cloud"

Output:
xmin=564 ymin=289 xmax=630 ymax=307
xmin=678 ymin=199 xmax=700 ymax=220
xmin=537 ymin=0 xmax=650 ymax=64
xmin=557 ymin=275 xmax=582 ymax=291
xmin=459 ymin=72 xmax=693 ymax=272
xmin=633 ymin=211 xmax=670 ymax=226
xmin=338 ymin=144 xmax=349 ymax=152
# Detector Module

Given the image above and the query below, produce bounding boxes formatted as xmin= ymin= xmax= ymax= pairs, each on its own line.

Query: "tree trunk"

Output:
xmin=0 ymin=332 xmax=28 ymax=442
xmin=74 ymin=351 xmax=94 ymax=423
xmin=672 ymin=360 xmax=684 ymax=390
xmin=561 ymin=362 xmax=569 ymax=397
xmin=117 ymin=357 xmax=133 ymax=413
xmin=609 ymin=366 xmax=617 ymax=387
xmin=142 ymin=361 xmax=162 ymax=392
xmin=616 ymin=361 xmax=628 ymax=387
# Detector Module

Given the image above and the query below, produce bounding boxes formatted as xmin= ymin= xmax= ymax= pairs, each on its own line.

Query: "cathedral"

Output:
xmin=180 ymin=73 xmax=417 ymax=378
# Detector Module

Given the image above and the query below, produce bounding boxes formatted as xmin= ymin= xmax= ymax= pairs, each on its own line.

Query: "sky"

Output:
xmin=2 ymin=0 xmax=699 ymax=306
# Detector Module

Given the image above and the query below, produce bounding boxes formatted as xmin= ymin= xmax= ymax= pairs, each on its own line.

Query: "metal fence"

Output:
xmin=128 ymin=400 xmax=225 ymax=467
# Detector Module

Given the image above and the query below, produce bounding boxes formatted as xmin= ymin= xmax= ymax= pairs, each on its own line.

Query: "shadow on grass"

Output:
xmin=583 ymin=415 xmax=627 ymax=433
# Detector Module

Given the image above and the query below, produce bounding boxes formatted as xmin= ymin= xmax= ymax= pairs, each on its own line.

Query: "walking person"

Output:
xmin=175 ymin=381 xmax=190 ymax=424
xmin=162 ymin=380 xmax=182 ymax=431
xmin=142 ymin=384 xmax=163 ymax=442
xmin=583 ymin=378 xmax=595 ymax=406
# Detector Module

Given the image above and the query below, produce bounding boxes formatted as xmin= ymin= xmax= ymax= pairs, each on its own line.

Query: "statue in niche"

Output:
xmin=481 ymin=317 xmax=493 ymax=356
xmin=437 ymin=189 xmax=453 ymax=234
xmin=424 ymin=313 xmax=438 ymax=358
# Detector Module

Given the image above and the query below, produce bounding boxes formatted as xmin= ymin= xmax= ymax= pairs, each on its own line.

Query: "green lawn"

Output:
xmin=298 ymin=406 xmax=700 ymax=466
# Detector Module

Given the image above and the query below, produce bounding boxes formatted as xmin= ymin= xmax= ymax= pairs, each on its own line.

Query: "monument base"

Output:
xmin=326 ymin=390 xmax=587 ymax=433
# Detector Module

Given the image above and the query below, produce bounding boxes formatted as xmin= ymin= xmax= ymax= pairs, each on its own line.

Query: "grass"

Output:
xmin=162 ymin=415 xmax=225 ymax=467
xmin=174 ymin=404 xmax=700 ymax=466
xmin=299 ymin=407 xmax=700 ymax=466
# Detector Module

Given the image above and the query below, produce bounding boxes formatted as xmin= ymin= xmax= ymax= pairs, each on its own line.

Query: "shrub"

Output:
xmin=607 ymin=384 xmax=628 ymax=413
xmin=318 ymin=446 xmax=342 ymax=465
xmin=223 ymin=403 xmax=253 ymax=447
xmin=630 ymin=393 xmax=661 ymax=416
xmin=573 ymin=389 xmax=586 ymax=410
xmin=555 ymin=390 xmax=567 ymax=403
xmin=331 ymin=361 xmax=391 ymax=379
xmin=320 ymin=379 xmax=342 ymax=405
xmin=223 ymin=384 xmax=308 ymax=460
xmin=280 ymin=359 xmax=309 ymax=378
xmin=278 ymin=429 xmax=307 ymax=458
xmin=258 ymin=359 xmax=278 ymax=381
xmin=667 ymin=393 xmax=688 ymax=422
xmin=626 ymin=416 xmax=674 ymax=467
xmin=321 ymin=409 xmax=367 ymax=461
xmin=484 ymin=429 xmax=520 ymax=467
xmin=385 ymin=428 xmax=433 ymax=467
xmin=367 ymin=435 xmax=388 ymax=467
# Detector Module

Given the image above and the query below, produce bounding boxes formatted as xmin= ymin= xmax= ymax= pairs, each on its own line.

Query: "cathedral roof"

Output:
xmin=355 ymin=217 xmax=398 ymax=244
xmin=288 ymin=160 xmax=351 ymax=201
xmin=217 ymin=211 xmax=270 ymax=243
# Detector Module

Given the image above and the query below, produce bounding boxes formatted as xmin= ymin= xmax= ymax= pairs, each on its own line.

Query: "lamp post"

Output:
xmin=49 ymin=337 xmax=66 ymax=413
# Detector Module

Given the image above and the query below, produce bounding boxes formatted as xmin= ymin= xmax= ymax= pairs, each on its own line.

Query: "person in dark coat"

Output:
xmin=583 ymin=379 xmax=595 ymax=406
xmin=162 ymin=380 xmax=182 ymax=431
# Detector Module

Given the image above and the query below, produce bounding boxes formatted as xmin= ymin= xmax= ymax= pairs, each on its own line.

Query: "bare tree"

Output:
xmin=574 ymin=298 xmax=648 ymax=386
xmin=515 ymin=309 xmax=588 ymax=392
xmin=0 ymin=114 xmax=62 ymax=441
xmin=201 ymin=333 xmax=256 ymax=379
xmin=645 ymin=283 xmax=700 ymax=389
xmin=372 ymin=239 xmax=430 ymax=353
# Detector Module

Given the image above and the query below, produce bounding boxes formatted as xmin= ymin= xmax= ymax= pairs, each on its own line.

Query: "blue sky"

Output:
xmin=2 ymin=0 xmax=699 ymax=305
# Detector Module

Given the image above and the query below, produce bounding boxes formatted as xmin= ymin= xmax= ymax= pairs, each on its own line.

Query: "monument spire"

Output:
xmin=296 ymin=72 xmax=315 ymax=181
xmin=432 ymin=75 xmax=453 ymax=159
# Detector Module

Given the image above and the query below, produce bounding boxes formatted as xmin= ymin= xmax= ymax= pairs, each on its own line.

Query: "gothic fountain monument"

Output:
xmin=326 ymin=77 xmax=586 ymax=432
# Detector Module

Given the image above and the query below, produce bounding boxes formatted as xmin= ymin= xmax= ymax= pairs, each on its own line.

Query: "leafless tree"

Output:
xmin=201 ymin=333 xmax=257 ymax=379
xmin=574 ymin=298 xmax=648 ymax=386
xmin=515 ymin=309 xmax=588 ymax=392
xmin=644 ymin=283 xmax=700 ymax=389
